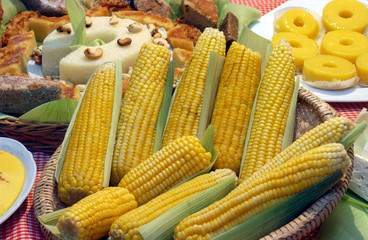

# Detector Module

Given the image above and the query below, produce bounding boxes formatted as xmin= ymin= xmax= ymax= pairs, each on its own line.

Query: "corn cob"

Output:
xmin=57 ymin=187 xmax=137 ymax=240
xmin=211 ymin=41 xmax=262 ymax=174
xmin=240 ymin=116 xmax=354 ymax=185
xmin=162 ymin=27 xmax=226 ymax=146
xmin=111 ymin=42 xmax=171 ymax=185
xmin=174 ymin=143 xmax=351 ymax=240
xmin=239 ymin=38 xmax=296 ymax=182
xmin=58 ymin=62 xmax=117 ymax=205
xmin=118 ymin=135 xmax=212 ymax=205
xmin=109 ymin=169 xmax=236 ymax=240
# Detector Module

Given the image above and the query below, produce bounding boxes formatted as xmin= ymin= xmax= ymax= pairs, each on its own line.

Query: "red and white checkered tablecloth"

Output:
xmin=1 ymin=0 xmax=368 ymax=239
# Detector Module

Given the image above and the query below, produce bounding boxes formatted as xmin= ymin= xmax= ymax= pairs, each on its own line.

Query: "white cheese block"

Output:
xmin=42 ymin=17 xmax=152 ymax=84
xmin=349 ymin=154 xmax=368 ymax=202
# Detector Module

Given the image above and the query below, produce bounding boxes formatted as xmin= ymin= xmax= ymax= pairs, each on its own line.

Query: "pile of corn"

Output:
xmin=55 ymin=27 xmax=357 ymax=240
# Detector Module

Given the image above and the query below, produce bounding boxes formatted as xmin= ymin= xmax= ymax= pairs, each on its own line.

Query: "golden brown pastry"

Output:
xmin=0 ymin=31 xmax=37 ymax=75
xmin=1 ymin=11 xmax=39 ymax=47
xmin=167 ymin=23 xmax=201 ymax=51
xmin=113 ymin=10 xmax=174 ymax=30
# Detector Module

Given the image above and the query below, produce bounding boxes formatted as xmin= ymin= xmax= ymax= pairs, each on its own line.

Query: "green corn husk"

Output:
xmin=153 ymin=61 xmax=174 ymax=153
xmin=138 ymin=173 xmax=237 ymax=240
xmin=198 ymin=51 xmax=225 ymax=139
xmin=281 ymin=76 xmax=300 ymax=151
xmin=353 ymin=108 xmax=368 ymax=155
xmin=317 ymin=190 xmax=368 ymax=240
xmin=37 ymin=208 xmax=67 ymax=238
xmin=66 ymin=0 xmax=87 ymax=48
xmin=213 ymin=170 xmax=344 ymax=240
xmin=55 ymin=60 xmax=123 ymax=187
xmin=1 ymin=0 xmax=27 ymax=31
xmin=220 ymin=4 xmax=261 ymax=30
xmin=19 ymin=99 xmax=78 ymax=122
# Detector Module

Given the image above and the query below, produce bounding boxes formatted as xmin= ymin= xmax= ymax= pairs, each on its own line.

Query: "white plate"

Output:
xmin=0 ymin=138 xmax=37 ymax=225
xmin=249 ymin=0 xmax=368 ymax=102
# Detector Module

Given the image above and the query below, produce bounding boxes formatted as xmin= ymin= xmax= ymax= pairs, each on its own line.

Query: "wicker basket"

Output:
xmin=33 ymin=87 xmax=354 ymax=240
xmin=0 ymin=118 xmax=68 ymax=154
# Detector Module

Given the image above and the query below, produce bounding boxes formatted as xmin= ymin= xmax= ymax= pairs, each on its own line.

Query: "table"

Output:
xmin=1 ymin=0 xmax=368 ymax=239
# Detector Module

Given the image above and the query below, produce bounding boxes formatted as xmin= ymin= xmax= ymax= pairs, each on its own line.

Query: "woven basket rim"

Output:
xmin=32 ymin=86 xmax=353 ymax=240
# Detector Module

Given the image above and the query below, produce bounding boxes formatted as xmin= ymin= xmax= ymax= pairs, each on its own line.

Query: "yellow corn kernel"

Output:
xmin=241 ymin=116 xmax=354 ymax=185
xmin=111 ymin=43 xmax=171 ymax=185
xmin=174 ymin=143 xmax=351 ymax=240
xmin=118 ymin=135 xmax=212 ymax=205
xmin=239 ymin=39 xmax=296 ymax=182
xmin=57 ymin=187 xmax=137 ymax=240
xmin=58 ymin=62 xmax=116 ymax=205
xmin=211 ymin=41 xmax=262 ymax=174
xmin=109 ymin=169 xmax=236 ymax=240
xmin=162 ymin=27 xmax=226 ymax=147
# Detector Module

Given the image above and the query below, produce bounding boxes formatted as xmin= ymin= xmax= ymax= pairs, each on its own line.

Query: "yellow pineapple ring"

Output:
xmin=320 ymin=29 xmax=368 ymax=64
xmin=322 ymin=0 xmax=368 ymax=32
xmin=274 ymin=8 xmax=321 ymax=39
xmin=302 ymin=54 xmax=358 ymax=90
xmin=272 ymin=32 xmax=319 ymax=72
xmin=356 ymin=52 xmax=368 ymax=86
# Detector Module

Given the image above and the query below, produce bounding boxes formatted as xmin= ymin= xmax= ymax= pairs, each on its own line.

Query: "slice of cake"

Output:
xmin=181 ymin=0 xmax=219 ymax=31
xmin=167 ymin=23 xmax=201 ymax=51
xmin=134 ymin=0 xmax=174 ymax=19
xmin=28 ymin=6 xmax=109 ymax=42
xmin=172 ymin=47 xmax=192 ymax=68
xmin=42 ymin=17 xmax=152 ymax=84
xmin=113 ymin=10 xmax=174 ymax=30
xmin=1 ymin=11 xmax=39 ymax=47
xmin=0 ymin=31 xmax=37 ymax=75
xmin=0 ymin=74 xmax=80 ymax=114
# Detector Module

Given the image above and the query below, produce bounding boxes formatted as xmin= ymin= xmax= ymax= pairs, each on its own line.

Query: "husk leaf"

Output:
xmin=220 ymin=4 xmax=261 ymax=30
xmin=139 ymin=176 xmax=237 ymax=240
xmin=198 ymin=51 xmax=225 ymax=139
xmin=281 ymin=76 xmax=300 ymax=150
xmin=66 ymin=0 xmax=87 ymax=48
xmin=37 ymin=208 xmax=68 ymax=238
xmin=213 ymin=170 xmax=343 ymax=240
xmin=55 ymin=61 xmax=123 ymax=185
xmin=153 ymin=61 xmax=174 ymax=153
xmin=353 ymin=108 xmax=368 ymax=155
xmin=19 ymin=99 xmax=78 ymax=122
xmin=317 ymin=191 xmax=368 ymax=240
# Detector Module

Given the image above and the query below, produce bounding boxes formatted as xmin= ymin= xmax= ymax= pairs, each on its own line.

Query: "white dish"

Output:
xmin=249 ymin=0 xmax=368 ymax=102
xmin=0 ymin=137 xmax=36 ymax=225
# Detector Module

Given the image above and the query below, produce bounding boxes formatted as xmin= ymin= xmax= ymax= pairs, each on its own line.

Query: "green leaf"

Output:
xmin=353 ymin=108 xmax=368 ymax=156
xmin=66 ymin=0 xmax=87 ymax=49
xmin=212 ymin=0 xmax=231 ymax=25
xmin=139 ymin=176 xmax=237 ymax=240
xmin=154 ymin=61 xmax=174 ymax=153
xmin=198 ymin=51 xmax=225 ymax=139
xmin=281 ymin=76 xmax=300 ymax=150
xmin=163 ymin=0 xmax=182 ymax=20
xmin=317 ymin=196 xmax=368 ymax=240
xmin=339 ymin=121 xmax=368 ymax=151
xmin=37 ymin=208 xmax=68 ymax=237
xmin=213 ymin=170 xmax=343 ymax=240
xmin=1 ymin=0 xmax=27 ymax=26
xmin=220 ymin=4 xmax=261 ymax=30
xmin=19 ymin=99 xmax=78 ymax=122
xmin=0 ymin=112 xmax=15 ymax=120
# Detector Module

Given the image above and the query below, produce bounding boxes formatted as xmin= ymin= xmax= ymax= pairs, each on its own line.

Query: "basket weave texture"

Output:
xmin=0 ymin=118 xmax=68 ymax=154
xmin=33 ymin=87 xmax=354 ymax=240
